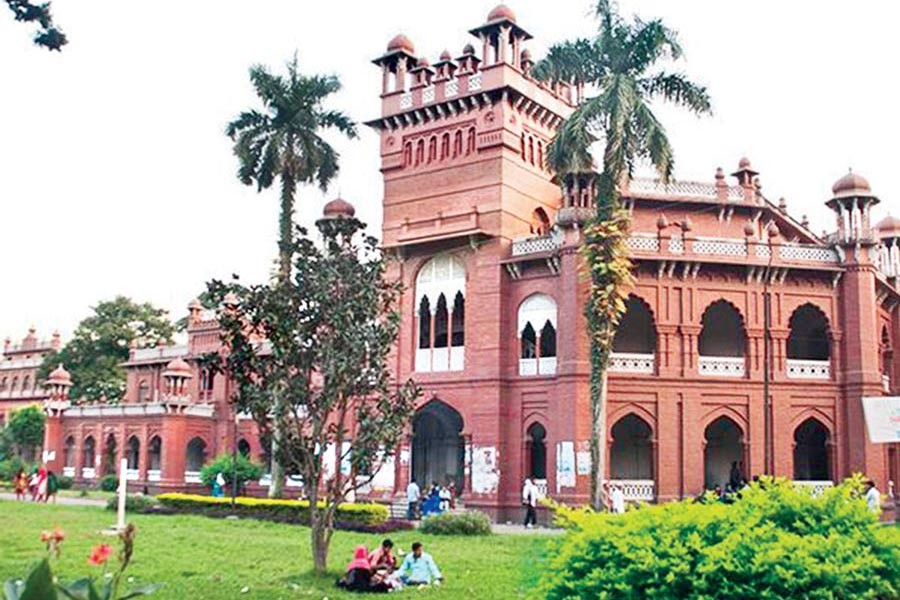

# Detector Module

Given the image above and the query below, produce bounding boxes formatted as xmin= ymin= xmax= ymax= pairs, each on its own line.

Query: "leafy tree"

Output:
xmin=4 ymin=0 xmax=67 ymax=50
xmin=208 ymin=214 xmax=420 ymax=573
xmin=200 ymin=452 xmax=264 ymax=493
xmin=540 ymin=476 xmax=900 ymax=599
xmin=534 ymin=0 xmax=711 ymax=509
xmin=6 ymin=404 xmax=45 ymax=462
xmin=38 ymin=296 xmax=175 ymax=403
xmin=225 ymin=54 xmax=357 ymax=498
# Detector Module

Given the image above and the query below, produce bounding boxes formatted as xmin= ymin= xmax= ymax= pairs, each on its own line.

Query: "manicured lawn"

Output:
xmin=0 ymin=502 xmax=549 ymax=599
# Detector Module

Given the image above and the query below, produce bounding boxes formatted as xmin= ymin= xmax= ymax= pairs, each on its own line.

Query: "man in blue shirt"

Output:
xmin=398 ymin=541 xmax=443 ymax=586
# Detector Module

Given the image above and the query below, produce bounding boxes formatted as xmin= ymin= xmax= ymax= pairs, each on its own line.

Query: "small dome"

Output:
xmin=876 ymin=215 xmax=900 ymax=237
xmin=187 ymin=298 xmax=203 ymax=310
xmin=163 ymin=357 xmax=192 ymax=378
xmin=738 ymin=157 xmax=751 ymax=169
xmin=520 ymin=48 xmax=533 ymax=62
xmin=322 ymin=197 xmax=356 ymax=219
xmin=386 ymin=34 xmax=415 ymax=54
xmin=223 ymin=291 xmax=239 ymax=307
xmin=439 ymin=49 xmax=452 ymax=61
xmin=832 ymin=170 xmax=871 ymax=197
xmin=487 ymin=4 xmax=517 ymax=23
xmin=417 ymin=57 xmax=431 ymax=68
xmin=462 ymin=43 xmax=476 ymax=56
xmin=46 ymin=364 xmax=72 ymax=387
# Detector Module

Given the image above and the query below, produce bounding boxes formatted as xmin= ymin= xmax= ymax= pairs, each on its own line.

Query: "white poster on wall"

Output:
xmin=556 ymin=441 xmax=576 ymax=492
xmin=471 ymin=445 xmax=500 ymax=494
xmin=862 ymin=396 xmax=900 ymax=443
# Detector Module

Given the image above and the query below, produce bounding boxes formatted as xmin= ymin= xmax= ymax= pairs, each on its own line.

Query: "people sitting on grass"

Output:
xmin=398 ymin=541 xmax=443 ymax=587
xmin=336 ymin=545 xmax=390 ymax=593
xmin=368 ymin=539 xmax=398 ymax=588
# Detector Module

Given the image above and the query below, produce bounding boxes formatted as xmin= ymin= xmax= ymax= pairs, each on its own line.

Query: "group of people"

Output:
xmin=405 ymin=479 xmax=455 ymax=519
xmin=13 ymin=464 xmax=58 ymax=503
xmin=336 ymin=539 xmax=443 ymax=593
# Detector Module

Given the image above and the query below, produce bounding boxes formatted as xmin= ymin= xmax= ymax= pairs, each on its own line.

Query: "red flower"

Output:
xmin=88 ymin=544 xmax=113 ymax=566
xmin=52 ymin=528 xmax=66 ymax=543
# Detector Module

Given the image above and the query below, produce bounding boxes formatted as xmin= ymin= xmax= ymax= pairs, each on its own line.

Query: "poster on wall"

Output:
xmin=576 ymin=441 xmax=591 ymax=475
xmin=471 ymin=446 xmax=499 ymax=494
xmin=556 ymin=441 xmax=576 ymax=492
xmin=862 ymin=396 xmax=900 ymax=443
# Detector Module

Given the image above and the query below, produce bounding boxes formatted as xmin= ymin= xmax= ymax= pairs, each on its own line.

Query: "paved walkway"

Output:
xmin=0 ymin=492 xmax=106 ymax=507
xmin=492 ymin=523 xmax=562 ymax=535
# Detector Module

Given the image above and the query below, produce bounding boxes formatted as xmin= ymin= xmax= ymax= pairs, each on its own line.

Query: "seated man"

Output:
xmin=368 ymin=538 xmax=397 ymax=573
xmin=398 ymin=542 xmax=443 ymax=586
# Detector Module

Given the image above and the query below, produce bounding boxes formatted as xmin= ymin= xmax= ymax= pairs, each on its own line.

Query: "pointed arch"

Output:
xmin=64 ymin=436 xmax=76 ymax=468
xmin=126 ymin=436 xmax=140 ymax=470
xmin=415 ymin=255 xmax=466 ymax=372
xmin=793 ymin=418 xmax=831 ymax=481
xmin=610 ymin=413 xmax=654 ymax=480
xmin=704 ymin=416 xmax=745 ymax=490
xmin=186 ymin=437 xmax=207 ymax=472
xmin=526 ymin=422 xmax=547 ymax=480
xmin=530 ymin=207 xmax=551 ymax=236
xmin=788 ymin=303 xmax=831 ymax=360
xmin=518 ymin=294 xmax=558 ymax=376
xmin=412 ymin=399 xmax=465 ymax=490
xmin=148 ymin=435 xmax=162 ymax=472
xmin=699 ymin=299 xmax=746 ymax=357
xmin=613 ymin=294 xmax=657 ymax=354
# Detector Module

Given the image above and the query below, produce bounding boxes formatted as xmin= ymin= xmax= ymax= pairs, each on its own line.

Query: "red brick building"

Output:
xmin=40 ymin=5 xmax=900 ymax=520
xmin=1 ymin=328 xmax=60 ymax=426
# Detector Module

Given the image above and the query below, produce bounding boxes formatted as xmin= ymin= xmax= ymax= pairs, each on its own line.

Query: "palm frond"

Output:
xmin=639 ymin=72 xmax=711 ymax=115
xmin=628 ymin=18 xmax=682 ymax=71
xmin=632 ymin=100 xmax=674 ymax=182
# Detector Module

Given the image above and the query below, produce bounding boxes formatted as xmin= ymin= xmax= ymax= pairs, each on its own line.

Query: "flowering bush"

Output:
xmin=539 ymin=476 xmax=900 ymax=599
xmin=2 ymin=524 xmax=160 ymax=600
xmin=419 ymin=511 xmax=492 ymax=536
xmin=156 ymin=492 xmax=387 ymax=525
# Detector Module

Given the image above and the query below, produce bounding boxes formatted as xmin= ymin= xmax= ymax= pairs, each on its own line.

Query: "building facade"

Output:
xmin=38 ymin=5 xmax=900 ymax=520
xmin=1 ymin=328 xmax=60 ymax=426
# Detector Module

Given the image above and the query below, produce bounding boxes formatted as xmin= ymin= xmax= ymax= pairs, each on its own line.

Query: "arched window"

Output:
xmin=22 ymin=375 xmax=30 ymax=390
xmin=610 ymin=295 xmax=657 ymax=374
xmin=520 ymin=133 xmax=526 ymax=160
xmin=441 ymin=133 xmax=450 ymax=160
xmin=883 ymin=327 xmax=893 ymax=391
xmin=453 ymin=130 xmax=463 ymax=157
xmin=404 ymin=142 xmax=412 ymax=166
xmin=11 ymin=377 xmax=18 ymax=391
xmin=527 ymin=423 xmax=547 ymax=480
xmin=415 ymin=139 xmax=425 ymax=165
xmin=127 ymin=436 xmax=140 ymax=470
xmin=704 ymin=417 xmax=744 ymax=489
xmin=0 ymin=377 xmax=6 ymax=391
xmin=64 ymin=436 xmax=75 ymax=468
xmin=537 ymin=141 xmax=544 ymax=170
xmin=148 ymin=436 xmax=162 ymax=472
xmin=138 ymin=380 xmax=150 ymax=403
xmin=530 ymin=208 xmax=551 ymax=236
xmin=238 ymin=438 xmax=251 ymax=457
xmin=518 ymin=294 xmax=558 ymax=376
xmin=698 ymin=300 xmax=747 ymax=377
xmin=466 ymin=127 xmax=476 ymax=154
xmin=528 ymin=136 xmax=534 ymax=165
xmin=788 ymin=305 xmax=830 ymax=361
xmin=415 ymin=255 xmax=466 ymax=372
xmin=186 ymin=437 xmax=207 ymax=473
xmin=794 ymin=418 xmax=831 ymax=482
xmin=412 ymin=399 xmax=465 ymax=491
xmin=610 ymin=414 xmax=653 ymax=481
xmin=428 ymin=136 xmax=437 ymax=162
xmin=82 ymin=436 xmax=96 ymax=473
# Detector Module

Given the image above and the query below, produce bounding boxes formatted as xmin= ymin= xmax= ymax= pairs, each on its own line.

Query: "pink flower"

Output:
xmin=88 ymin=544 xmax=113 ymax=566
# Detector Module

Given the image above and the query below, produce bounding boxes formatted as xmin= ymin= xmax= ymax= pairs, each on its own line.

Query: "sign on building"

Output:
xmin=862 ymin=396 xmax=900 ymax=443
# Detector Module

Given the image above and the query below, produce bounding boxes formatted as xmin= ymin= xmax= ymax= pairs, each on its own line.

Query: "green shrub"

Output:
xmin=539 ymin=475 xmax=900 ymax=599
xmin=106 ymin=494 xmax=159 ymax=513
xmin=98 ymin=474 xmax=118 ymax=492
xmin=0 ymin=456 xmax=30 ymax=481
xmin=56 ymin=475 xmax=73 ymax=490
xmin=156 ymin=493 xmax=387 ymax=526
xmin=199 ymin=453 xmax=263 ymax=490
xmin=419 ymin=511 xmax=492 ymax=536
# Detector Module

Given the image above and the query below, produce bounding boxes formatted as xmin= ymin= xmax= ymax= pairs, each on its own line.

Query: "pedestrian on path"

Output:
xmin=522 ymin=478 xmax=538 ymax=528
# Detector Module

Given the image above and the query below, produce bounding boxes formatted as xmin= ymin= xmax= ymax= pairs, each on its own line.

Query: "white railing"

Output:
xmin=450 ymin=346 xmax=464 ymax=371
xmin=0 ymin=388 xmax=47 ymax=400
xmin=126 ymin=468 xmax=139 ymax=481
xmin=609 ymin=353 xmax=655 ymax=374
xmin=511 ymin=235 xmax=560 ymax=256
xmin=519 ymin=357 xmax=557 ymax=376
xmin=625 ymin=178 xmax=744 ymax=202
xmin=538 ymin=356 xmax=557 ymax=376
xmin=626 ymin=234 xmax=660 ymax=252
xmin=698 ymin=356 xmax=745 ymax=377
xmin=794 ymin=480 xmax=834 ymax=496
xmin=399 ymin=92 xmax=413 ymax=109
xmin=415 ymin=347 xmax=464 ymax=373
xmin=468 ymin=73 xmax=482 ymax=91
xmin=432 ymin=347 xmax=449 ymax=372
xmin=780 ymin=244 xmax=840 ymax=263
xmin=533 ymin=479 xmax=548 ymax=499
xmin=609 ymin=479 xmax=655 ymax=502
xmin=131 ymin=345 xmax=188 ymax=362
xmin=82 ymin=467 xmax=96 ymax=479
xmin=422 ymin=85 xmax=435 ymax=103
xmin=415 ymin=348 xmax=430 ymax=373
xmin=147 ymin=470 xmax=161 ymax=482
xmin=519 ymin=358 xmax=537 ymax=376
xmin=786 ymin=359 xmax=830 ymax=380
xmin=884 ymin=374 xmax=891 ymax=393
xmin=445 ymin=78 xmax=459 ymax=97
xmin=62 ymin=467 xmax=74 ymax=478
xmin=184 ymin=471 xmax=202 ymax=484
xmin=669 ymin=236 xmax=684 ymax=253
xmin=0 ymin=357 xmax=43 ymax=369
xmin=693 ymin=237 xmax=747 ymax=257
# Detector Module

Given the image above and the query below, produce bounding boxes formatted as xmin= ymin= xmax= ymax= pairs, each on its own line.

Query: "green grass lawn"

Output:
xmin=0 ymin=501 xmax=549 ymax=600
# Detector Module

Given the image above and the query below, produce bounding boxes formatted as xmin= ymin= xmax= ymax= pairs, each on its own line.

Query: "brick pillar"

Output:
xmin=161 ymin=412 xmax=188 ymax=488
xmin=42 ymin=407 xmax=65 ymax=474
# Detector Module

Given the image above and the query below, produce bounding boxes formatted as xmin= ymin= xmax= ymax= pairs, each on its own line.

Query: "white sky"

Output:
xmin=1 ymin=1 xmax=898 ymax=340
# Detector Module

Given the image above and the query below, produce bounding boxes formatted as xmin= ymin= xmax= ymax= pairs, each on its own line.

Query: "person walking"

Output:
xmin=611 ymin=483 xmax=626 ymax=514
xmin=866 ymin=479 xmax=882 ymax=514
xmin=406 ymin=479 xmax=420 ymax=520
xmin=46 ymin=470 xmax=59 ymax=503
xmin=522 ymin=478 xmax=538 ymax=528
xmin=14 ymin=468 xmax=28 ymax=501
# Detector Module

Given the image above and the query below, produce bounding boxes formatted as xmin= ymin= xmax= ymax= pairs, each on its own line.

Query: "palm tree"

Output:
xmin=226 ymin=54 xmax=357 ymax=497
xmin=534 ymin=1 xmax=711 ymax=510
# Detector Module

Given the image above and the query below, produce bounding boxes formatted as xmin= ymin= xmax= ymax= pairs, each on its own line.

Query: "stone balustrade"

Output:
xmin=609 ymin=353 xmax=655 ymax=374
xmin=608 ymin=479 xmax=656 ymax=502
xmin=698 ymin=356 xmax=746 ymax=377
xmin=786 ymin=359 xmax=831 ymax=380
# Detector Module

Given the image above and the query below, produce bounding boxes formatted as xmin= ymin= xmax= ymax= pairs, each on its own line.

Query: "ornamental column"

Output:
xmin=42 ymin=364 xmax=72 ymax=474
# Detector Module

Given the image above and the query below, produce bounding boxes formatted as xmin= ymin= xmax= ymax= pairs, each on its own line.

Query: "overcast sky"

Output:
xmin=1 ymin=1 xmax=897 ymax=341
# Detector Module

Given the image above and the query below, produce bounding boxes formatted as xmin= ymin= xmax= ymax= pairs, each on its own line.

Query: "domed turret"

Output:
xmin=46 ymin=364 xmax=72 ymax=387
xmin=831 ymin=170 xmax=872 ymax=199
xmin=487 ymin=4 xmax=517 ymax=23
xmin=163 ymin=357 xmax=192 ymax=379
xmin=876 ymin=215 xmax=900 ymax=239
xmin=322 ymin=197 xmax=356 ymax=220
xmin=386 ymin=34 xmax=415 ymax=54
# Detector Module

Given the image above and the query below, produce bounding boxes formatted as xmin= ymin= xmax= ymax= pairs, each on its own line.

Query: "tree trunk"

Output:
xmin=590 ymin=343 xmax=609 ymax=510
xmin=268 ymin=174 xmax=296 ymax=499
xmin=310 ymin=508 xmax=331 ymax=574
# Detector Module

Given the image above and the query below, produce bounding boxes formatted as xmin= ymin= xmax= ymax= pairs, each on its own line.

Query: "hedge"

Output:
xmin=156 ymin=493 xmax=388 ymax=526
xmin=420 ymin=511 xmax=492 ymax=536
